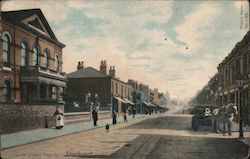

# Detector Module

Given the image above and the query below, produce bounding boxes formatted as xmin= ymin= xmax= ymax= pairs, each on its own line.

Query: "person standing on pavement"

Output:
xmin=132 ymin=107 xmax=136 ymax=118
xmin=54 ymin=106 xmax=64 ymax=129
xmin=92 ymin=108 xmax=98 ymax=126
xmin=112 ymin=110 xmax=117 ymax=125
xmin=123 ymin=111 xmax=128 ymax=123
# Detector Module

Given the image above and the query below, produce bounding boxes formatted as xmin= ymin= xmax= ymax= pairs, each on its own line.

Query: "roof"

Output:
xmin=67 ymin=67 xmax=112 ymax=79
xmin=2 ymin=9 xmax=65 ymax=47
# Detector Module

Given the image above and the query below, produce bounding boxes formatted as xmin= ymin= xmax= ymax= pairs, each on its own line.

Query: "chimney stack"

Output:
xmin=109 ymin=65 xmax=116 ymax=77
xmin=77 ymin=61 xmax=84 ymax=70
xmin=100 ymin=60 xmax=107 ymax=74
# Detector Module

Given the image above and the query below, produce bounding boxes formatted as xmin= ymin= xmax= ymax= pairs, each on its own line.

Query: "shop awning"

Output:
xmin=143 ymin=101 xmax=150 ymax=106
xmin=123 ymin=98 xmax=135 ymax=105
xmin=149 ymin=103 xmax=156 ymax=107
xmin=114 ymin=97 xmax=128 ymax=104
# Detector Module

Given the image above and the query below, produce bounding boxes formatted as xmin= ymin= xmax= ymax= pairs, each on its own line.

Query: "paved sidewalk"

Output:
xmin=1 ymin=113 xmax=148 ymax=149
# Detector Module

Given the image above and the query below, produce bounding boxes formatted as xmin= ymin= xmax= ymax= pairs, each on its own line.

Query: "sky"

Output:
xmin=2 ymin=0 xmax=249 ymax=101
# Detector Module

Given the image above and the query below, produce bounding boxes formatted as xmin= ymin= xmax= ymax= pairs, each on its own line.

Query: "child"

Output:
xmin=123 ymin=112 xmax=128 ymax=123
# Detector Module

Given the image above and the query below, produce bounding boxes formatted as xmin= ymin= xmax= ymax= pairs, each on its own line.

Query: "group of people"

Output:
xmin=210 ymin=103 xmax=238 ymax=136
xmin=112 ymin=110 xmax=128 ymax=125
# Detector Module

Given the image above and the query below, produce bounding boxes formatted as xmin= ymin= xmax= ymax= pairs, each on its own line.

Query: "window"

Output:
xmin=55 ymin=55 xmax=59 ymax=71
xmin=32 ymin=46 xmax=39 ymax=66
xmin=21 ymin=42 xmax=28 ymax=66
xmin=115 ymin=83 xmax=118 ymax=94
xmin=243 ymin=55 xmax=247 ymax=75
xmin=248 ymin=54 xmax=250 ymax=74
xmin=2 ymin=33 xmax=11 ymax=66
xmin=44 ymin=50 xmax=49 ymax=68
xmin=3 ymin=80 xmax=11 ymax=102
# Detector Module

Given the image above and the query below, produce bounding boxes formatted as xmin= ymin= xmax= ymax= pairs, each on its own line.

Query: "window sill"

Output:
xmin=2 ymin=66 xmax=12 ymax=71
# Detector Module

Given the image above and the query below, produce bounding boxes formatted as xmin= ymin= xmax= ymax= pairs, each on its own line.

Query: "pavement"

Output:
xmin=0 ymin=113 xmax=149 ymax=150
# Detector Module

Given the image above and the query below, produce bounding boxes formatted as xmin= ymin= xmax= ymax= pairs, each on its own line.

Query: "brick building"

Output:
xmin=0 ymin=9 xmax=67 ymax=103
xmin=217 ymin=31 xmax=250 ymax=125
xmin=65 ymin=61 xmax=133 ymax=113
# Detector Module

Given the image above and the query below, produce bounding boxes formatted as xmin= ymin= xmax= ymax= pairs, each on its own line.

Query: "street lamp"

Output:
xmin=235 ymin=74 xmax=244 ymax=139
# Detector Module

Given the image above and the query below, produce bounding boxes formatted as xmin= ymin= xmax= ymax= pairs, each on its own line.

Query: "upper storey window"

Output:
xmin=55 ymin=55 xmax=59 ymax=71
xmin=21 ymin=42 xmax=29 ymax=66
xmin=44 ymin=49 xmax=49 ymax=68
xmin=33 ymin=46 xmax=39 ymax=66
xmin=2 ymin=32 xmax=11 ymax=67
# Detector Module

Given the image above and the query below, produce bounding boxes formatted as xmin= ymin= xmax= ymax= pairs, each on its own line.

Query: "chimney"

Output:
xmin=100 ymin=60 xmax=107 ymax=74
xmin=112 ymin=66 xmax=115 ymax=77
xmin=77 ymin=61 xmax=84 ymax=70
xmin=109 ymin=65 xmax=115 ymax=77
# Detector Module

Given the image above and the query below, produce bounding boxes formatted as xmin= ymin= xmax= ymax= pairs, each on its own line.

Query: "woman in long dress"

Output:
xmin=54 ymin=106 xmax=64 ymax=129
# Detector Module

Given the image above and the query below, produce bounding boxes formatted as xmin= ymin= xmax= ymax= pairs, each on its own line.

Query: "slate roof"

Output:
xmin=2 ymin=9 xmax=65 ymax=47
xmin=67 ymin=67 xmax=112 ymax=79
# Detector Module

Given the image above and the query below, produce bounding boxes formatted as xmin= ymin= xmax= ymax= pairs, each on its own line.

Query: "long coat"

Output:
xmin=92 ymin=110 xmax=98 ymax=121
xmin=54 ymin=109 xmax=64 ymax=128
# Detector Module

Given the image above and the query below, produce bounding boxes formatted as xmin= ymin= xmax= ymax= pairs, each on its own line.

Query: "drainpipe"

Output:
xmin=13 ymin=26 xmax=16 ymax=102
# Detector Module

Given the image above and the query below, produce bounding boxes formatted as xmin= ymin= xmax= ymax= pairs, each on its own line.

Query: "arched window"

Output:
xmin=2 ymin=33 xmax=11 ymax=66
xmin=21 ymin=42 xmax=28 ymax=66
xmin=44 ymin=49 xmax=49 ymax=68
xmin=55 ymin=55 xmax=59 ymax=71
xmin=32 ymin=46 xmax=39 ymax=66
xmin=3 ymin=80 xmax=11 ymax=102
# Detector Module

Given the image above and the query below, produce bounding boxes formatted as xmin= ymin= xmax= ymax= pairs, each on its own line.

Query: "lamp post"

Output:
xmin=235 ymin=74 xmax=244 ymax=139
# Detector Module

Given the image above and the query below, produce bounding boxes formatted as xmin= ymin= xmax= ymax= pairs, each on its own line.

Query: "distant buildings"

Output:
xmin=65 ymin=61 xmax=167 ymax=114
xmin=65 ymin=61 xmax=133 ymax=113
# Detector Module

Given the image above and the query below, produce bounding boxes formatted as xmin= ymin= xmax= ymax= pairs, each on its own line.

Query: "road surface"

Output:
xmin=2 ymin=112 xmax=249 ymax=159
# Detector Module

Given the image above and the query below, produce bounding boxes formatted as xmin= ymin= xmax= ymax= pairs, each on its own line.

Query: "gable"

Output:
xmin=2 ymin=9 xmax=64 ymax=46
xmin=21 ymin=14 xmax=50 ymax=37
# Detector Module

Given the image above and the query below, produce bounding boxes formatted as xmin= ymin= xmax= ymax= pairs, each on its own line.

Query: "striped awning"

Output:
xmin=114 ymin=97 xmax=128 ymax=104
xmin=123 ymin=98 xmax=135 ymax=105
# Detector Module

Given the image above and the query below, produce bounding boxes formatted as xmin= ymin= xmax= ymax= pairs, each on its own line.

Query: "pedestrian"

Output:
xmin=123 ymin=112 xmax=128 ymax=123
xmin=92 ymin=108 xmax=98 ymax=126
xmin=112 ymin=110 xmax=117 ymax=125
xmin=132 ymin=107 xmax=136 ymax=118
xmin=54 ymin=106 xmax=64 ymax=129
xmin=222 ymin=104 xmax=237 ymax=136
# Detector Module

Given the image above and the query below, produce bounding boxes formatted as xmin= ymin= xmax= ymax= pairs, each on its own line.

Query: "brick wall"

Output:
xmin=0 ymin=103 xmax=64 ymax=134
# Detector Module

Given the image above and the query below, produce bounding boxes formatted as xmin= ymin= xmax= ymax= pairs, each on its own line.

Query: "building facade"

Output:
xmin=66 ymin=61 xmax=133 ymax=113
xmin=0 ymin=9 xmax=67 ymax=103
xmin=216 ymin=31 xmax=250 ymax=125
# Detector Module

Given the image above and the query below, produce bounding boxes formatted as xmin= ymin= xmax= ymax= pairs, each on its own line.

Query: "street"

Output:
xmin=2 ymin=112 xmax=249 ymax=159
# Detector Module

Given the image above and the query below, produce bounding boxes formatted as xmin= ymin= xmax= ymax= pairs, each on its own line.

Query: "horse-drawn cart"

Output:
xmin=191 ymin=114 xmax=213 ymax=131
xmin=190 ymin=105 xmax=217 ymax=131
xmin=190 ymin=104 xmax=237 ymax=132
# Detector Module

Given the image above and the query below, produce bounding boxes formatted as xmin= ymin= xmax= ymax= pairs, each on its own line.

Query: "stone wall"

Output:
xmin=0 ymin=103 xmax=64 ymax=134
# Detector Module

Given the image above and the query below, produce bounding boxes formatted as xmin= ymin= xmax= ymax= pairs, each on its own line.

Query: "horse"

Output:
xmin=212 ymin=103 xmax=238 ymax=135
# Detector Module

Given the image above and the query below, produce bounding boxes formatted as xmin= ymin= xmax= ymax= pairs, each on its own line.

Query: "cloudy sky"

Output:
xmin=2 ymin=0 xmax=249 ymax=100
